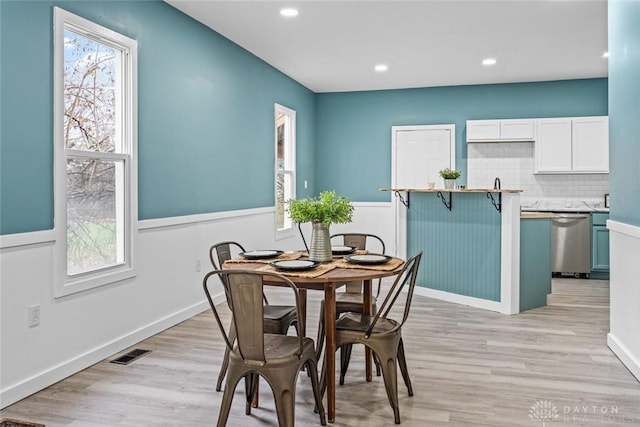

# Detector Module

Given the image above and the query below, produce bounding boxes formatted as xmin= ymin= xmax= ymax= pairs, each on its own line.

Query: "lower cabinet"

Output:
xmin=591 ymin=212 xmax=610 ymax=279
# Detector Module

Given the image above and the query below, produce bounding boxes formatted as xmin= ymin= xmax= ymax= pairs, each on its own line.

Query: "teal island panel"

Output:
xmin=407 ymin=192 xmax=501 ymax=301
xmin=520 ymin=218 xmax=552 ymax=311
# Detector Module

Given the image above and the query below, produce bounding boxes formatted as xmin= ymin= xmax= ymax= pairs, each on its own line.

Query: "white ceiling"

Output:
xmin=165 ymin=0 xmax=608 ymax=93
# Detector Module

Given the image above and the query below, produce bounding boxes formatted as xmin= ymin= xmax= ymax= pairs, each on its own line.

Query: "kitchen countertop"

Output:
xmin=521 ymin=208 xmax=609 ymax=213
xmin=521 ymin=212 xmax=556 ymax=219
xmin=381 ymin=187 xmax=522 ymax=193
xmin=521 ymin=198 xmax=608 ymax=213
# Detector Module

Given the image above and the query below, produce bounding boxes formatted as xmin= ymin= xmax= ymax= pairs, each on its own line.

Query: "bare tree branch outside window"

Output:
xmin=64 ymin=29 xmax=120 ymax=275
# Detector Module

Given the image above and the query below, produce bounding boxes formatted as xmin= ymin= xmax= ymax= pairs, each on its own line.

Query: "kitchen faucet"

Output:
xmin=494 ymin=177 xmax=501 ymax=190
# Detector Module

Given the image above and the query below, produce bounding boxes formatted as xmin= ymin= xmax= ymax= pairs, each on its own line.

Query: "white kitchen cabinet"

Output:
xmin=467 ymin=119 xmax=534 ymax=142
xmin=535 ymin=118 xmax=573 ymax=172
xmin=534 ymin=116 xmax=609 ymax=174
xmin=467 ymin=120 xmax=500 ymax=141
xmin=572 ymin=116 xmax=609 ymax=172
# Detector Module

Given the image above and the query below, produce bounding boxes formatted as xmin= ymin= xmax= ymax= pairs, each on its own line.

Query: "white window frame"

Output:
xmin=274 ymin=103 xmax=296 ymax=241
xmin=53 ymin=7 xmax=138 ymax=297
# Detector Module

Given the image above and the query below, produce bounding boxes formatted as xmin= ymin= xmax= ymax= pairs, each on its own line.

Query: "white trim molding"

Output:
xmin=139 ymin=206 xmax=275 ymax=231
xmin=607 ymin=219 xmax=640 ymax=382
xmin=0 ymin=300 xmax=210 ymax=409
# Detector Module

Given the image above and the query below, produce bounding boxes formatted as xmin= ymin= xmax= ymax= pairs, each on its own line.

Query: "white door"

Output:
xmin=392 ymin=125 xmax=455 ymax=258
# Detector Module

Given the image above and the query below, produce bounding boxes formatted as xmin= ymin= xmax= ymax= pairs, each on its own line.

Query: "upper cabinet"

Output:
xmin=467 ymin=119 xmax=535 ymax=142
xmin=571 ymin=117 xmax=609 ymax=173
xmin=534 ymin=116 xmax=609 ymax=174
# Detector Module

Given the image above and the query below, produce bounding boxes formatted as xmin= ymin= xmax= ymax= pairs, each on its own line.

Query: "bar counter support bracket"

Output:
xmin=394 ymin=190 xmax=410 ymax=208
xmin=487 ymin=191 xmax=502 ymax=212
xmin=436 ymin=191 xmax=452 ymax=211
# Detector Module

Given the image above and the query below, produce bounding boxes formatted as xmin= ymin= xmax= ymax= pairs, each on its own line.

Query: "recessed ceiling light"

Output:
xmin=482 ymin=58 xmax=497 ymax=66
xmin=280 ymin=8 xmax=298 ymax=17
xmin=374 ymin=64 xmax=388 ymax=72
xmin=602 ymin=51 xmax=609 ymax=58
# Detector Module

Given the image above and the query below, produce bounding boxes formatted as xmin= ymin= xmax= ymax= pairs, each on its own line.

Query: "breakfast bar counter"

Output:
xmin=382 ymin=188 xmax=523 ymax=314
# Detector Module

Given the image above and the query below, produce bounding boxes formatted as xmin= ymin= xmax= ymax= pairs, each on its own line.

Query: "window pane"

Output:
xmin=275 ymin=105 xmax=295 ymax=235
xmin=64 ymin=29 xmax=117 ymax=152
xmin=276 ymin=118 xmax=285 ymax=171
xmin=67 ymin=157 xmax=124 ymax=276
xmin=276 ymin=171 xmax=293 ymax=231
xmin=282 ymin=172 xmax=293 ymax=230
xmin=276 ymin=171 xmax=285 ymax=229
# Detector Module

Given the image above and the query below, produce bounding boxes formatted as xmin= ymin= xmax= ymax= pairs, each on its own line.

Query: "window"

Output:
xmin=54 ymin=8 xmax=137 ymax=296
xmin=275 ymin=104 xmax=296 ymax=239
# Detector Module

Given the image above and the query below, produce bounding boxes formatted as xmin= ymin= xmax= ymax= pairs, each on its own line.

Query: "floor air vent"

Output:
xmin=0 ymin=419 xmax=45 ymax=427
xmin=110 ymin=348 xmax=151 ymax=365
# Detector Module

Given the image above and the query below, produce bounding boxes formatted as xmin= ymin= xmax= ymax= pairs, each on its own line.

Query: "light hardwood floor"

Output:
xmin=2 ymin=278 xmax=640 ymax=426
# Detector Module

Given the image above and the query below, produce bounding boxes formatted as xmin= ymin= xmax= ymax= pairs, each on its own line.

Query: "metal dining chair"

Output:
xmin=320 ymin=252 xmax=423 ymax=424
xmin=315 ymin=233 xmax=386 ymax=382
xmin=209 ymin=241 xmax=298 ymax=392
xmin=203 ymin=269 xmax=326 ymax=427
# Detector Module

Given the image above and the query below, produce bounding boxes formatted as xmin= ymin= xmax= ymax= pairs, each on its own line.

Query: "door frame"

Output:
xmin=391 ymin=124 xmax=456 ymax=259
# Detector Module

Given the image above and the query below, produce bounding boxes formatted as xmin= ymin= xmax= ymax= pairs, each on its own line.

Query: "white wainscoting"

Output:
xmin=0 ymin=202 xmax=393 ymax=408
xmin=607 ymin=220 xmax=640 ymax=381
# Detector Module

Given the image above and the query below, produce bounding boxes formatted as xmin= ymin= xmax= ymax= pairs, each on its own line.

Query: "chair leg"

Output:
xmin=339 ymin=344 xmax=353 ymax=385
xmin=379 ymin=355 xmax=401 ymax=424
xmin=244 ymin=373 xmax=259 ymax=415
xmin=251 ymin=376 xmax=260 ymax=408
xmin=271 ymin=372 xmax=298 ymax=427
xmin=216 ymin=322 xmax=236 ymax=392
xmin=315 ymin=304 xmax=325 ymax=362
xmin=319 ymin=349 xmax=327 ymax=397
xmin=216 ymin=368 xmax=243 ymax=427
xmin=397 ymin=338 xmax=413 ymax=396
xmin=374 ymin=352 xmax=382 ymax=376
xmin=307 ymin=359 xmax=327 ymax=426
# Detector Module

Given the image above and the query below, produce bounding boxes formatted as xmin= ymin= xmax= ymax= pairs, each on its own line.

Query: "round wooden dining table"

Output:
xmin=223 ymin=255 xmax=405 ymax=424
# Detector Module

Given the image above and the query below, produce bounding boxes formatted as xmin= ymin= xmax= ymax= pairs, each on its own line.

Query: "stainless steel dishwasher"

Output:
xmin=550 ymin=213 xmax=592 ymax=277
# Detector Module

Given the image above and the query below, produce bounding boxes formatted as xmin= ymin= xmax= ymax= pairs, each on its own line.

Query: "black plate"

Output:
xmin=344 ymin=253 xmax=392 ymax=265
xmin=332 ymin=245 xmax=356 ymax=255
xmin=239 ymin=250 xmax=284 ymax=260
xmin=269 ymin=259 xmax=319 ymax=271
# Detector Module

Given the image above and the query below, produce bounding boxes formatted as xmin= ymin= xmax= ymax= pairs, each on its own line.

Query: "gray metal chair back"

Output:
xmin=208 ymin=241 xmax=298 ymax=393
xmin=209 ymin=241 xmax=245 ymax=307
xmin=321 ymin=252 xmax=423 ymax=424
xmin=203 ymin=269 xmax=325 ymax=427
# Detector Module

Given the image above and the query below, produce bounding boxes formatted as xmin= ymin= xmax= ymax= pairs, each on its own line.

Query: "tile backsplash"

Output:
xmin=467 ymin=142 xmax=609 ymax=206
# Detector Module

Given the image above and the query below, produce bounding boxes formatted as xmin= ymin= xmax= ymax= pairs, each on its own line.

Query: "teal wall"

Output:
xmin=0 ymin=0 xmax=316 ymax=234
xmin=315 ymin=79 xmax=608 ymax=202
xmin=609 ymin=0 xmax=640 ymax=227
xmin=408 ymin=192 xmax=501 ymax=300
xmin=0 ymin=1 xmax=610 ymax=235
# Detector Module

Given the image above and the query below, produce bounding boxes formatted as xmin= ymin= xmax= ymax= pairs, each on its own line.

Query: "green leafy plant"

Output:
xmin=439 ymin=168 xmax=461 ymax=179
xmin=287 ymin=190 xmax=354 ymax=227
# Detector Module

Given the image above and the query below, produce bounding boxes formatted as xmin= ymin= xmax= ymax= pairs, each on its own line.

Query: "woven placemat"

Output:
xmin=258 ymin=262 xmax=338 ymax=278
xmin=333 ymin=257 xmax=405 ymax=271
xmin=224 ymin=252 xmax=302 ymax=264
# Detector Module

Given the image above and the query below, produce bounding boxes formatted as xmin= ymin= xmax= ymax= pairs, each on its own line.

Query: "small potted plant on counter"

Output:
xmin=287 ymin=190 xmax=354 ymax=262
xmin=439 ymin=168 xmax=461 ymax=189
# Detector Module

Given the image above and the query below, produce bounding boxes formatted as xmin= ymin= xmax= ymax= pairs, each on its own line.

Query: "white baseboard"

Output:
xmin=0 ymin=299 xmax=213 ymax=409
xmin=607 ymin=333 xmax=640 ymax=381
xmin=414 ymin=286 xmax=507 ymax=314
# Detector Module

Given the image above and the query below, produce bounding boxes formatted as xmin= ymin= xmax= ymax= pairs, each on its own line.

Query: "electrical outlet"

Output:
xmin=304 ymin=180 xmax=308 ymax=189
xmin=28 ymin=304 xmax=40 ymax=327
xmin=195 ymin=258 xmax=201 ymax=272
